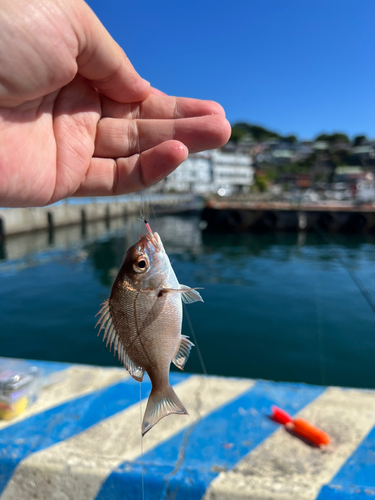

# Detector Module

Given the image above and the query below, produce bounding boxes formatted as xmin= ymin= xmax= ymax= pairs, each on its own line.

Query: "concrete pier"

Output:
xmin=202 ymin=199 xmax=375 ymax=233
xmin=0 ymin=194 xmax=198 ymax=238
xmin=1 ymin=357 xmax=375 ymax=499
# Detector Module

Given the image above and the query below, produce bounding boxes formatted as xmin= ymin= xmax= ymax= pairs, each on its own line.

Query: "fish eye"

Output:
xmin=133 ymin=255 xmax=149 ymax=273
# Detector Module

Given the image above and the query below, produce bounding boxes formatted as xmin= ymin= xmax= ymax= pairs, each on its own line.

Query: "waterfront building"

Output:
xmin=334 ymin=166 xmax=375 ymax=203
xmin=210 ymin=150 xmax=254 ymax=195
xmin=162 ymin=152 xmax=212 ymax=194
xmin=163 ymin=150 xmax=254 ymax=195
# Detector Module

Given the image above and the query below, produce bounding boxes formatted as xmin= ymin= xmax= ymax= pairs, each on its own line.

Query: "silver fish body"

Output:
xmin=96 ymin=230 xmax=202 ymax=435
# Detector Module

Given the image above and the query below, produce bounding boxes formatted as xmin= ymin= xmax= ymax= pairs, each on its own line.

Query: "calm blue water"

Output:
xmin=0 ymin=214 xmax=374 ymax=389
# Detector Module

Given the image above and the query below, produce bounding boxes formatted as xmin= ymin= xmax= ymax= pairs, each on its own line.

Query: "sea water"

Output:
xmin=0 ymin=214 xmax=374 ymax=389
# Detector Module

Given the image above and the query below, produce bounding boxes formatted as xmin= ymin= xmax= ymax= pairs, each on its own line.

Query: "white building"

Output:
xmin=210 ymin=150 xmax=254 ymax=195
xmin=164 ymin=150 xmax=254 ymax=195
xmin=163 ymin=152 xmax=212 ymax=194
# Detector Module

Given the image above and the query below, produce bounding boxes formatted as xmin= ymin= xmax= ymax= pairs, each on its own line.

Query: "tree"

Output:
xmin=254 ymin=173 xmax=269 ymax=192
xmin=315 ymin=132 xmax=349 ymax=144
xmin=230 ymin=122 xmax=280 ymax=143
xmin=250 ymin=125 xmax=279 ymax=142
xmin=353 ymin=135 xmax=367 ymax=147
xmin=283 ymin=135 xmax=298 ymax=144
xmin=329 ymin=133 xmax=350 ymax=144
xmin=315 ymin=133 xmax=330 ymax=142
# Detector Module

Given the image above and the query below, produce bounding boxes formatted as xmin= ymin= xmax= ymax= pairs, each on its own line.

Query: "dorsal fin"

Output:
xmin=95 ymin=300 xmax=144 ymax=382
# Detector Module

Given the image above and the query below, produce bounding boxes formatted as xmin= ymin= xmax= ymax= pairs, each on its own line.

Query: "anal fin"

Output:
xmin=173 ymin=335 xmax=194 ymax=370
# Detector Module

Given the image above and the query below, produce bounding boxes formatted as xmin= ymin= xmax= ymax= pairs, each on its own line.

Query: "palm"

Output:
xmin=0 ymin=78 xmax=95 ymax=206
xmin=0 ymin=78 xmax=96 ymax=206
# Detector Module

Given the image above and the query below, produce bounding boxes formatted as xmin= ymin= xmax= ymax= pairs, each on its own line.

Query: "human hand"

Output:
xmin=0 ymin=0 xmax=231 ymax=207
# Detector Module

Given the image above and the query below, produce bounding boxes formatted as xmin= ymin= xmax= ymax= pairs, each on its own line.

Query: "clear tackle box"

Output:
xmin=0 ymin=359 xmax=42 ymax=419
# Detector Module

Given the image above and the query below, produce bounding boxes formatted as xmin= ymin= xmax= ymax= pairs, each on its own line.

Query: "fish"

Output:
xmin=95 ymin=221 xmax=203 ymax=436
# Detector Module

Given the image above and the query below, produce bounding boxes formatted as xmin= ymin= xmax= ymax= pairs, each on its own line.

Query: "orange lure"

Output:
xmin=271 ymin=406 xmax=330 ymax=447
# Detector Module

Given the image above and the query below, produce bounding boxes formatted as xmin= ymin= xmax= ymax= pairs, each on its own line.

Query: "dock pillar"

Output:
xmin=0 ymin=217 xmax=4 ymax=242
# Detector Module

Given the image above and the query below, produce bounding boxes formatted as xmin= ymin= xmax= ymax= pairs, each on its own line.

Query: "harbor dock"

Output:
xmin=202 ymin=199 xmax=375 ymax=232
xmin=1 ymin=357 xmax=375 ymax=500
xmin=2 ymin=195 xmax=375 ymax=239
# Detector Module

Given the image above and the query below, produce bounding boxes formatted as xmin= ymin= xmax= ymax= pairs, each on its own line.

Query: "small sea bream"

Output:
xmin=95 ymin=222 xmax=203 ymax=435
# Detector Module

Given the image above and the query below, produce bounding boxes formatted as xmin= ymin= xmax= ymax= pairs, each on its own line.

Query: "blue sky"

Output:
xmin=87 ymin=0 xmax=374 ymax=140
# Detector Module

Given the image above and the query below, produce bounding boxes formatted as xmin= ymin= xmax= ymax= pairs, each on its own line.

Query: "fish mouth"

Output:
xmin=145 ymin=231 xmax=162 ymax=251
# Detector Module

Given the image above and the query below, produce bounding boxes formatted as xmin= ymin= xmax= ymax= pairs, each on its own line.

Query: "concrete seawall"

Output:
xmin=0 ymin=194 xmax=198 ymax=239
xmin=1 ymin=357 xmax=375 ymax=499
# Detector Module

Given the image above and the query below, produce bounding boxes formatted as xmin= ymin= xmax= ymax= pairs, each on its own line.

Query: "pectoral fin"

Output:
xmin=159 ymin=285 xmax=203 ymax=304
xmin=95 ymin=300 xmax=144 ymax=382
xmin=173 ymin=335 xmax=195 ymax=370
xmin=179 ymin=284 xmax=204 ymax=304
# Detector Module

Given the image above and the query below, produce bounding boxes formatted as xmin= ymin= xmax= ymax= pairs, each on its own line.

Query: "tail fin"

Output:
xmin=142 ymin=384 xmax=187 ymax=436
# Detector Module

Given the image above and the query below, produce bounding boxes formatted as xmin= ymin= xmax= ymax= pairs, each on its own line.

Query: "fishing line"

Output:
xmin=146 ymin=190 xmax=209 ymax=382
xmin=144 ymin=188 xmax=160 ymax=228
xmin=163 ymin=308 xmax=207 ymax=500
xmin=139 ymin=192 xmax=146 ymax=236
xmin=143 ymin=187 xmax=207 ymax=376
xmin=183 ymin=303 xmax=207 ymax=376
xmin=162 ymin=305 xmax=208 ymax=500
xmin=313 ymin=224 xmax=375 ymax=313
xmin=149 ymin=195 xmax=159 ymax=226
xmin=312 ymin=224 xmax=375 ymax=387
xmin=139 ymin=382 xmax=145 ymax=500
xmin=141 ymin=187 xmax=209 ymax=500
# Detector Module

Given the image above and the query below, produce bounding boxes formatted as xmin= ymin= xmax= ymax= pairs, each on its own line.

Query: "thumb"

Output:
xmin=76 ymin=2 xmax=150 ymax=103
